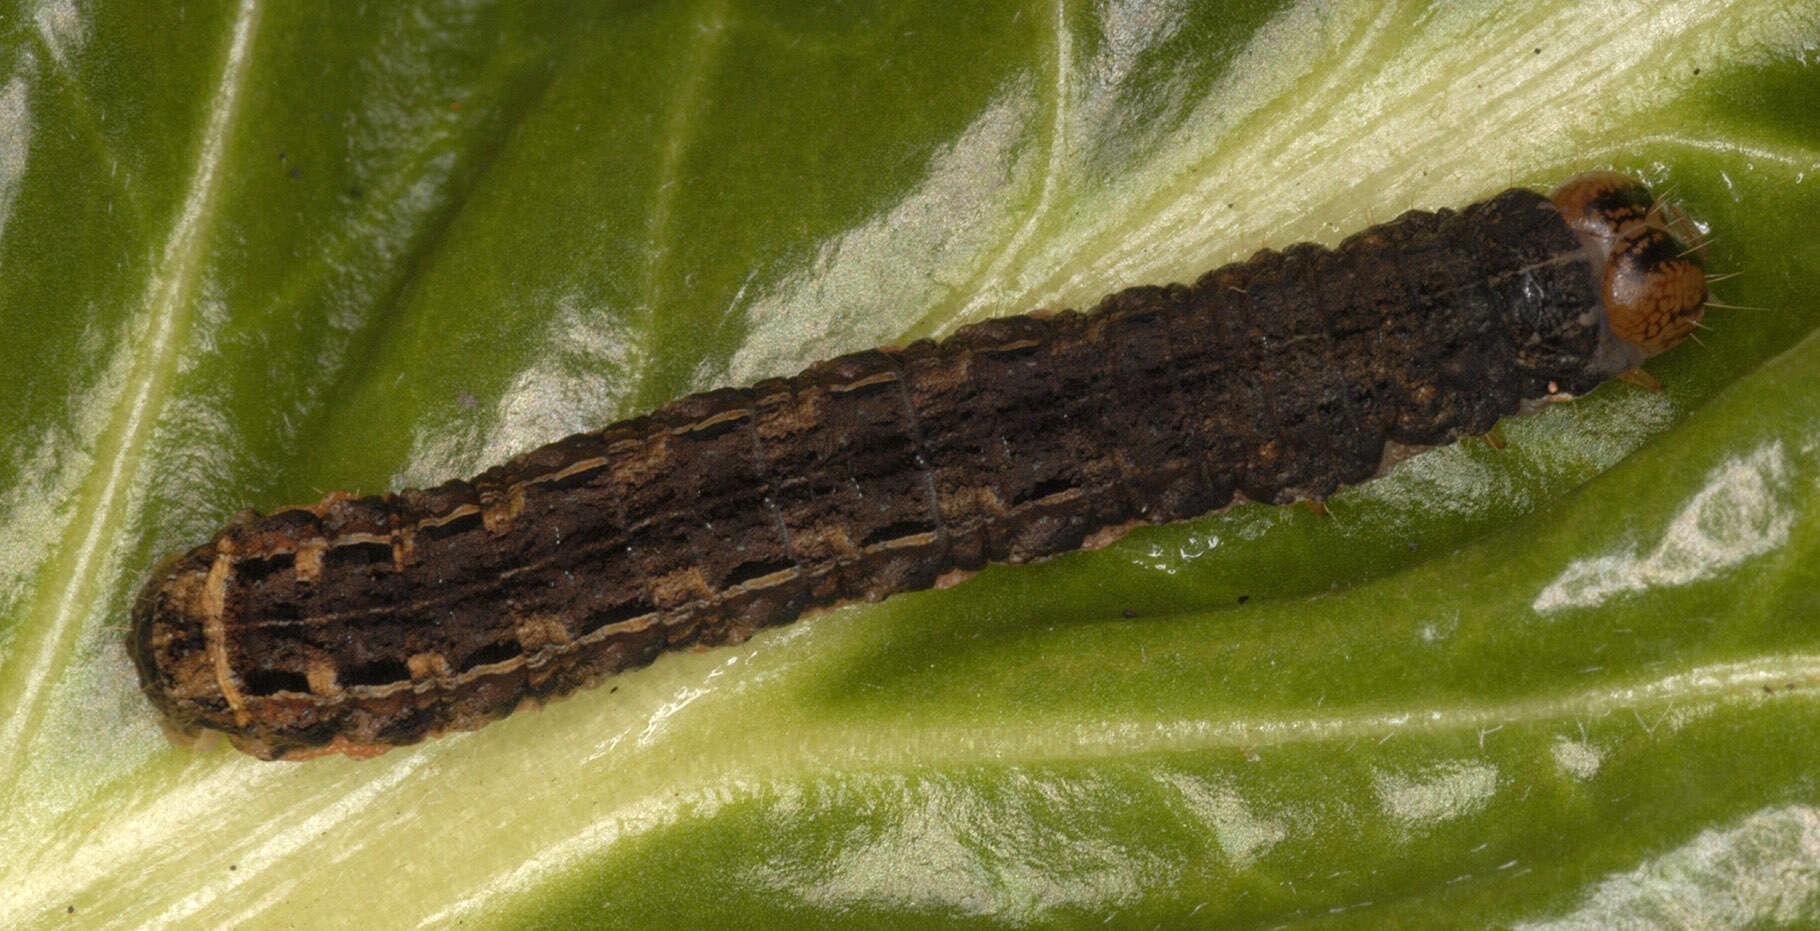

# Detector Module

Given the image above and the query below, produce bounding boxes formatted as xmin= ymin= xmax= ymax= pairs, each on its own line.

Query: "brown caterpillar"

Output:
xmin=129 ymin=172 xmax=1710 ymax=761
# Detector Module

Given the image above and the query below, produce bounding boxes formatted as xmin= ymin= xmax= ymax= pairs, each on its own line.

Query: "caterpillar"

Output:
xmin=129 ymin=171 xmax=1710 ymax=761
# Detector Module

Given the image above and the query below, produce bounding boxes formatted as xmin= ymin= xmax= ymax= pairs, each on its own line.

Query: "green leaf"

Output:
xmin=3 ymin=0 xmax=1817 ymax=926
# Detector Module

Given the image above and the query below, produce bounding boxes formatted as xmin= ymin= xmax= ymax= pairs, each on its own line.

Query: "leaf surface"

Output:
xmin=1 ymin=0 xmax=1817 ymax=927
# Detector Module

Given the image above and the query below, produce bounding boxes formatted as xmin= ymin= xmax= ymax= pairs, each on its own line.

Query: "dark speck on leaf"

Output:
xmin=1123 ymin=609 xmax=1136 ymax=619
xmin=1237 ymin=594 xmax=1250 ymax=605
xmin=287 ymin=167 xmax=301 ymax=179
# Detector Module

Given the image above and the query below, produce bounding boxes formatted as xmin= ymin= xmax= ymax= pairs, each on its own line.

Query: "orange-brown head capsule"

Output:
xmin=1552 ymin=171 xmax=1708 ymax=362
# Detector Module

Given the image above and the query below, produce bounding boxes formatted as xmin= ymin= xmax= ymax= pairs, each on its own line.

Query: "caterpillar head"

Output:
xmin=1552 ymin=172 xmax=1708 ymax=364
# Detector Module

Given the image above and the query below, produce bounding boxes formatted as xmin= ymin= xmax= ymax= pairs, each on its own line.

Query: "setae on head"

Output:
xmin=1551 ymin=171 xmax=1709 ymax=362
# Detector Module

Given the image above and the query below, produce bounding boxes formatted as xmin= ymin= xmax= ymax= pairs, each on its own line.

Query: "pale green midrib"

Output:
xmin=1013 ymin=0 xmax=1762 ymax=316
xmin=903 ymin=0 xmax=1074 ymax=340
xmin=0 ymin=0 xmax=263 ymax=781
